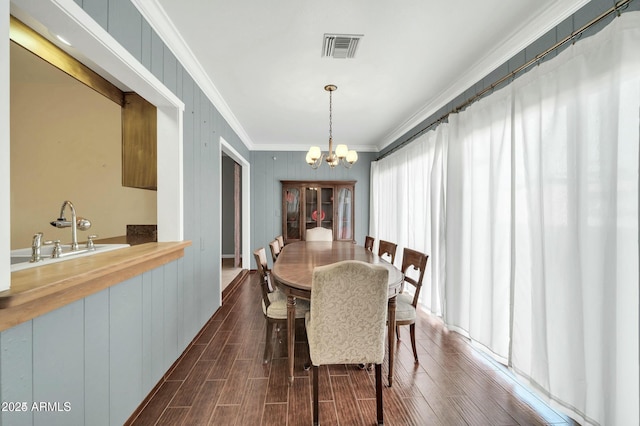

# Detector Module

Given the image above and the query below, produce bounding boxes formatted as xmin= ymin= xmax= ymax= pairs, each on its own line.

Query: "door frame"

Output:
xmin=219 ymin=138 xmax=250 ymax=272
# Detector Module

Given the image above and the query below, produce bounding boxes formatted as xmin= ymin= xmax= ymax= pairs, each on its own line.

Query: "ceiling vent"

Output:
xmin=322 ymin=33 xmax=363 ymax=58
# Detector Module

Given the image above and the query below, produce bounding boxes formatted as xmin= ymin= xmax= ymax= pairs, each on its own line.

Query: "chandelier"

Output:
xmin=306 ymin=84 xmax=358 ymax=169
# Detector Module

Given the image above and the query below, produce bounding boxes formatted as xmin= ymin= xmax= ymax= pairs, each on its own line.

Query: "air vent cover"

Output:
xmin=322 ymin=33 xmax=363 ymax=58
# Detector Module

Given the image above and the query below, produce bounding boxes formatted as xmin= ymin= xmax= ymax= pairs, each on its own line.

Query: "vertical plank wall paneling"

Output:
xmin=84 ymin=291 xmax=110 ymax=426
xmin=0 ymin=321 xmax=33 ymax=426
xmin=32 ymin=299 xmax=84 ymax=426
xmin=109 ymin=275 xmax=144 ymax=426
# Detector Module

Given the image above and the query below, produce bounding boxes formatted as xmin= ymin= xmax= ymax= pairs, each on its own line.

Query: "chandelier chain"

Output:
xmin=328 ymin=88 xmax=333 ymax=141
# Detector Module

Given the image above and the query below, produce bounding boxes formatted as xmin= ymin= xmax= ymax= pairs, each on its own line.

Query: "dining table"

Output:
xmin=272 ymin=240 xmax=404 ymax=386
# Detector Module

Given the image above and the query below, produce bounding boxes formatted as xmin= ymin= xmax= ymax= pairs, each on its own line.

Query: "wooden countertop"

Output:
xmin=0 ymin=241 xmax=191 ymax=332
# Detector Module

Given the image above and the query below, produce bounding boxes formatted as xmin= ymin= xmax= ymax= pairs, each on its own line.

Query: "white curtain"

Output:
xmin=445 ymin=87 xmax=512 ymax=360
xmin=370 ymin=11 xmax=640 ymax=425
xmin=510 ymin=13 xmax=640 ymax=425
xmin=370 ymin=124 xmax=448 ymax=315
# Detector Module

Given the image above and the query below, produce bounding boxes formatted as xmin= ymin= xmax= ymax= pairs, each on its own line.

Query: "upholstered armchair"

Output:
xmin=305 ymin=227 xmax=333 ymax=241
xmin=305 ymin=260 xmax=389 ymax=425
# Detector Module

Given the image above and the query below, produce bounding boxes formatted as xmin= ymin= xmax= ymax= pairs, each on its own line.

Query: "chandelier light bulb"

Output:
xmin=335 ymin=144 xmax=348 ymax=159
xmin=306 ymin=151 xmax=315 ymax=165
xmin=309 ymin=146 xmax=322 ymax=161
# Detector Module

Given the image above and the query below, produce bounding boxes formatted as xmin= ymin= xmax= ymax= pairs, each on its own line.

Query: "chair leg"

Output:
xmin=375 ymin=363 xmax=384 ymax=425
xmin=263 ymin=321 xmax=274 ymax=364
xmin=313 ymin=365 xmax=319 ymax=426
xmin=410 ymin=323 xmax=418 ymax=363
xmin=395 ymin=325 xmax=400 ymax=341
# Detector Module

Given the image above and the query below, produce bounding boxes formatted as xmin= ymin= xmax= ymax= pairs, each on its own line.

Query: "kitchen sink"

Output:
xmin=11 ymin=243 xmax=130 ymax=272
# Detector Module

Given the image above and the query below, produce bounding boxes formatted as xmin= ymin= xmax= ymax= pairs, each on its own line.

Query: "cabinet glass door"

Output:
xmin=305 ymin=186 xmax=334 ymax=231
xmin=285 ymin=187 xmax=301 ymax=240
xmin=336 ymin=186 xmax=353 ymax=240
xmin=305 ymin=187 xmax=319 ymax=229
xmin=320 ymin=187 xmax=333 ymax=230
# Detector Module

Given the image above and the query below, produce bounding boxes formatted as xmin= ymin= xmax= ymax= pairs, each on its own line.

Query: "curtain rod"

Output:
xmin=377 ymin=0 xmax=635 ymax=161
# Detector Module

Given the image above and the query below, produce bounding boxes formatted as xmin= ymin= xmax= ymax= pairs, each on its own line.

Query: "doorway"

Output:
xmin=220 ymin=138 xmax=250 ymax=292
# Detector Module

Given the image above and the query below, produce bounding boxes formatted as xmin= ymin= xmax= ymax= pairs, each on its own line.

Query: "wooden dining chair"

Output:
xmin=395 ymin=247 xmax=429 ymax=363
xmin=305 ymin=227 xmax=333 ymax=241
xmin=275 ymin=235 xmax=284 ymax=248
xmin=254 ymin=247 xmax=309 ymax=363
xmin=364 ymin=235 xmax=375 ymax=252
xmin=306 ymin=260 xmax=389 ymax=426
xmin=378 ymin=240 xmax=397 ymax=264
xmin=268 ymin=239 xmax=281 ymax=263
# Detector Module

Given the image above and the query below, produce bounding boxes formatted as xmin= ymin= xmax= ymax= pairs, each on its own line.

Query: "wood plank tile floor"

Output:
xmin=129 ymin=272 xmax=579 ymax=425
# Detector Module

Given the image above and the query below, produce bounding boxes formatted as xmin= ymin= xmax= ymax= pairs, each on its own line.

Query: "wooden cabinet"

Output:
xmin=281 ymin=180 xmax=355 ymax=243
xmin=122 ymin=92 xmax=157 ymax=190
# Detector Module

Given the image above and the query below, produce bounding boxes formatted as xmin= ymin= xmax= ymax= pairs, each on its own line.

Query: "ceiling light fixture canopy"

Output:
xmin=306 ymin=84 xmax=357 ymax=169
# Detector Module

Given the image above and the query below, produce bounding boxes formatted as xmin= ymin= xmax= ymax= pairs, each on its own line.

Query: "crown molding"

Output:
xmin=255 ymin=143 xmax=379 ymax=153
xmin=131 ymin=0 xmax=255 ymax=151
xmin=377 ymin=0 xmax=590 ymax=151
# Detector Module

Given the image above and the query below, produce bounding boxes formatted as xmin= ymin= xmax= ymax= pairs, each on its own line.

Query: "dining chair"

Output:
xmin=305 ymin=227 xmax=333 ymax=241
xmin=395 ymin=247 xmax=429 ymax=362
xmin=364 ymin=235 xmax=375 ymax=252
xmin=269 ymin=239 xmax=281 ymax=263
xmin=254 ymin=247 xmax=309 ymax=363
xmin=275 ymin=234 xmax=284 ymax=248
xmin=306 ymin=260 xmax=389 ymax=426
xmin=378 ymin=240 xmax=397 ymax=264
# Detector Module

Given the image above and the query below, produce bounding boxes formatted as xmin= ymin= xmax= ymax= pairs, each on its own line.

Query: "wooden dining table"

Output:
xmin=272 ymin=241 xmax=404 ymax=386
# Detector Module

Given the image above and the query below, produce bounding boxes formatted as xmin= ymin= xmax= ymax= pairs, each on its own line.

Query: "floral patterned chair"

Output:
xmin=305 ymin=260 xmax=389 ymax=425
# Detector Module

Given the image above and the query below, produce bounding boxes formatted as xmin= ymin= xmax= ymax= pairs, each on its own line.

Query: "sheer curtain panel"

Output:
xmin=370 ymin=124 xmax=448 ymax=315
xmin=510 ymin=12 xmax=640 ymax=425
xmin=444 ymin=87 xmax=513 ymax=360
xmin=370 ymin=11 xmax=640 ymax=425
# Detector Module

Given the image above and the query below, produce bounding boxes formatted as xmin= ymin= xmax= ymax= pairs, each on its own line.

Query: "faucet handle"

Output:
xmin=86 ymin=235 xmax=98 ymax=250
xmin=50 ymin=240 xmax=63 ymax=258
xmin=30 ymin=232 xmax=44 ymax=263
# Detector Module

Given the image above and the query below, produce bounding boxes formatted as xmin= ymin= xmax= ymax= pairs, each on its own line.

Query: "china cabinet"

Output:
xmin=281 ymin=180 xmax=355 ymax=243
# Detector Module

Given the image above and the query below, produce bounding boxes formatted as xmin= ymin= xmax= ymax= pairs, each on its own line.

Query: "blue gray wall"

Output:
xmin=250 ymin=150 xmax=376 ymax=268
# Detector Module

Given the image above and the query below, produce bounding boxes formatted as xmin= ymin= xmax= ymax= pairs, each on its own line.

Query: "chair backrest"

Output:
xmin=305 ymin=227 xmax=333 ymax=241
xmin=276 ymin=235 xmax=284 ymax=248
xmin=364 ymin=236 xmax=374 ymax=252
xmin=378 ymin=240 xmax=397 ymax=264
xmin=268 ymin=239 xmax=280 ymax=263
xmin=253 ymin=248 xmax=275 ymax=308
xmin=307 ymin=260 xmax=389 ymax=366
xmin=400 ymin=247 xmax=429 ymax=307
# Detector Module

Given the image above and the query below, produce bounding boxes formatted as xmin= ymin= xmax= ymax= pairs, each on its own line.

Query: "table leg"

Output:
xmin=387 ymin=295 xmax=396 ymax=387
xmin=287 ymin=295 xmax=296 ymax=386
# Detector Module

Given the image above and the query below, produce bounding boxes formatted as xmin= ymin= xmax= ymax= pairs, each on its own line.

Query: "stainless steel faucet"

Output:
xmin=50 ymin=200 xmax=91 ymax=251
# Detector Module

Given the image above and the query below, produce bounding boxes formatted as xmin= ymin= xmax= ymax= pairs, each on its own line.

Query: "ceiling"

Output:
xmin=152 ymin=0 xmax=590 ymax=153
